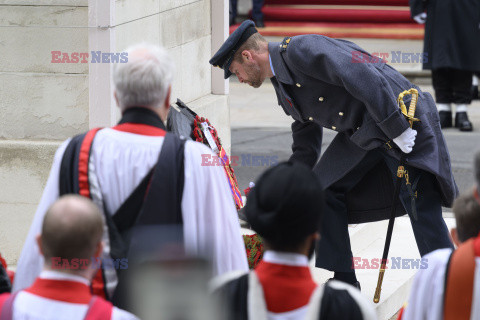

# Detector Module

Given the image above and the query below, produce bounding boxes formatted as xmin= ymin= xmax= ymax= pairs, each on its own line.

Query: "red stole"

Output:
xmin=80 ymin=122 xmax=165 ymax=298
xmin=255 ymin=261 xmax=317 ymax=313
xmin=444 ymin=234 xmax=480 ymax=320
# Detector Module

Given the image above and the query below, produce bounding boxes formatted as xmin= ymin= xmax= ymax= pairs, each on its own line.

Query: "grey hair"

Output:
xmin=113 ymin=43 xmax=175 ymax=110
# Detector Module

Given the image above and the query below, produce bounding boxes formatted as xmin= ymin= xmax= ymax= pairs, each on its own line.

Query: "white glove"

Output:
xmin=413 ymin=12 xmax=427 ymax=24
xmin=393 ymin=127 xmax=417 ymax=154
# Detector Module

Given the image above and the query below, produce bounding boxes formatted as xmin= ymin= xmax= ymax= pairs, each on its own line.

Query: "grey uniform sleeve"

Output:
xmin=289 ymin=120 xmax=323 ymax=169
xmin=287 ymin=36 xmax=409 ymax=140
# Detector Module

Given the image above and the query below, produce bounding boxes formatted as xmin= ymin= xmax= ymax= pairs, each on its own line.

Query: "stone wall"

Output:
xmin=0 ymin=0 xmax=89 ymax=265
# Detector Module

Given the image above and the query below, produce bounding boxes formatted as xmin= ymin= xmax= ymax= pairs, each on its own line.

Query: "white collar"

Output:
xmin=40 ymin=270 xmax=90 ymax=286
xmin=262 ymin=251 xmax=309 ymax=267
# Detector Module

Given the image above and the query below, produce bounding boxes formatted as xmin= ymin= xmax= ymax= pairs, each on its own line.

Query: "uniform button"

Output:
xmin=308 ymin=117 xmax=313 ymax=121
xmin=296 ymin=83 xmax=301 ymax=87
xmin=319 ymin=97 xmax=324 ymax=102
xmin=332 ymin=126 xmax=337 ymax=130
xmin=339 ymin=112 xmax=344 ymax=116
xmin=357 ymin=127 xmax=360 ymax=130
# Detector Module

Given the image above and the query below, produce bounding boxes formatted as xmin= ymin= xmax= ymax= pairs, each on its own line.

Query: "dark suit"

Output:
xmin=410 ymin=0 xmax=480 ymax=72
xmin=268 ymin=35 xmax=456 ymax=272
xmin=410 ymin=0 xmax=480 ymax=106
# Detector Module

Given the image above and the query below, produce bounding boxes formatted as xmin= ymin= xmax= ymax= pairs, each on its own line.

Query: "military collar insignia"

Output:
xmin=268 ymin=42 xmax=294 ymax=85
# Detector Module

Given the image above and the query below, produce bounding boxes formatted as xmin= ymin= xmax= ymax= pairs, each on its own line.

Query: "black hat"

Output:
xmin=244 ymin=162 xmax=324 ymax=247
xmin=209 ymin=20 xmax=258 ymax=79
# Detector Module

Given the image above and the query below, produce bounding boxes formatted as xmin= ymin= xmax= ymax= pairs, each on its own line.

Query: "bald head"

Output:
xmin=41 ymin=195 xmax=104 ymax=264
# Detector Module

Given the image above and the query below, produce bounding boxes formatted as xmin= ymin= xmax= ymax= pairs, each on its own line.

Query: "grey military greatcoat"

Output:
xmin=268 ymin=35 xmax=458 ymax=219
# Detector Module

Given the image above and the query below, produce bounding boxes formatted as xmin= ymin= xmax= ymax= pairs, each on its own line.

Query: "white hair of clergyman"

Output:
xmin=113 ymin=43 xmax=175 ymax=111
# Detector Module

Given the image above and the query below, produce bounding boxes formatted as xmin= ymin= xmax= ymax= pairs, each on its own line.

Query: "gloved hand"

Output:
xmin=413 ymin=12 xmax=427 ymax=24
xmin=393 ymin=127 xmax=417 ymax=154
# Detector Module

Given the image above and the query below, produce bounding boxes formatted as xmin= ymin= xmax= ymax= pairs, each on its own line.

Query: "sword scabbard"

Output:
xmin=373 ymin=268 xmax=386 ymax=303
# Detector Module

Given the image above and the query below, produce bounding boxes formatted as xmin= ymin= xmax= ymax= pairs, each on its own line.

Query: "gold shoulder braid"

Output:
xmin=280 ymin=37 xmax=291 ymax=52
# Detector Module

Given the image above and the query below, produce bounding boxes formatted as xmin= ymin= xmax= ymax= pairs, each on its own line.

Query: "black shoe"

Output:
xmin=439 ymin=111 xmax=452 ymax=128
xmin=455 ymin=112 xmax=473 ymax=131
xmin=254 ymin=19 xmax=265 ymax=28
xmin=326 ymin=278 xmax=361 ymax=291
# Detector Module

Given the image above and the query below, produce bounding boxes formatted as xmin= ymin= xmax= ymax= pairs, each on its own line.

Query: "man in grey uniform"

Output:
xmin=210 ymin=21 xmax=456 ymax=288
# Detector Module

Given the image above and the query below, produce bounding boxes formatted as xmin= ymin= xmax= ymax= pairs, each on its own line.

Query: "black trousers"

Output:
xmin=432 ymin=68 xmax=473 ymax=104
xmin=315 ymin=149 xmax=454 ymax=272
xmin=230 ymin=0 xmax=264 ymax=22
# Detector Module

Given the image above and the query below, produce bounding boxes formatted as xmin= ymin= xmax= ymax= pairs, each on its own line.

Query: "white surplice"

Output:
xmin=402 ymin=248 xmax=480 ymax=320
xmin=13 ymin=127 xmax=248 ymax=292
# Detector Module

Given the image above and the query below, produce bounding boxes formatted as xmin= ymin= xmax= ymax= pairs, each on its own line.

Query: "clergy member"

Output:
xmin=0 ymin=195 xmax=138 ymax=320
xmin=212 ymin=162 xmax=377 ymax=320
xmin=14 ymin=43 xmax=248 ymax=300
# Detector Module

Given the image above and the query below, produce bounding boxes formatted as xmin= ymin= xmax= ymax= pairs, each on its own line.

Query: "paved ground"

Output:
xmin=230 ymin=79 xmax=480 ymax=205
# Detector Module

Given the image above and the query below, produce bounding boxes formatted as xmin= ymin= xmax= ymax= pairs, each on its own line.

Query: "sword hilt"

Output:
xmin=397 ymin=88 xmax=419 ymax=128
xmin=407 ymin=89 xmax=418 ymax=127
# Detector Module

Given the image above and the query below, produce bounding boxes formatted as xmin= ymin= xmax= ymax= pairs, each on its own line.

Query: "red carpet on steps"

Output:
xmin=262 ymin=7 xmax=413 ymax=23
xmin=264 ymin=0 xmax=408 ymax=5
xmin=230 ymin=22 xmax=423 ymax=39
xmin=236 ymin=0 xmax=423 ymax=39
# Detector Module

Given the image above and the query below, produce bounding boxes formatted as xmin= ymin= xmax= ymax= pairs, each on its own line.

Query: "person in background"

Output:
xmin=0 ymin=195 xmax=138 ymax=320
xmin=230 ymin=0 xmax=265 ymax=27
xmin=213 ymin=162 xmax=377 ymax=320
xmin=410 ymin=0 xmax=480 ymax=131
